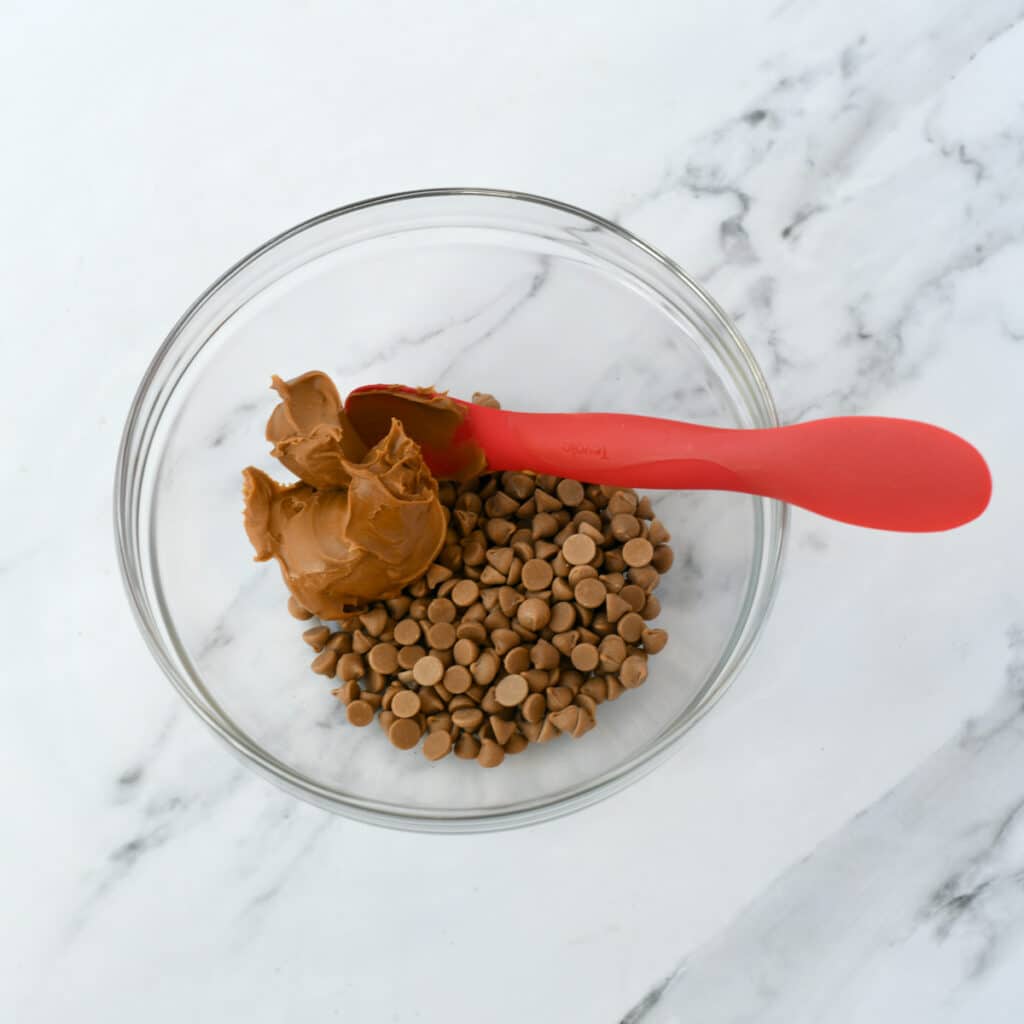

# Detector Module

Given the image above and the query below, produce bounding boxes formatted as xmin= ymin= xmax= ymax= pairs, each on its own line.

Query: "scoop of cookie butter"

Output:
xmin=243 ymin=372 xmax=447 ymax=619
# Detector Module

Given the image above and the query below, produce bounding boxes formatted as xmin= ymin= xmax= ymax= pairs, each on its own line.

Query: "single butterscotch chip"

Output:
xmin=549 ymin=705 xmax=580 ymax=734
xmin=605 ymin=675 xmax=625 ymax=701
xmin=603 ymin=549 xmax=626 ymax=573
xmin=620 ymin=654 xmax=648 ymax=688
xmin=452 ymin=638 xmax=479 ymax=666
xmin=531 ymin=512 xmax=559 ymax=540
xmin=351 ymin=629 xmax=373 ymax=655
xmin=617 ymin=612 xmax=646 ymax=644
xmin=397 ymin=644 xmax=426 ymax=670
xmin=477 ymin=738 xmax=505 ymax=768
xmin=562 ymin=533 xmax=597 ymax=566
xmin=610 ymin=513 xmax=641 ymax=542
xmin=619 ymin=584 xmax=646 ymax=612
xmin=531 ymin=638 xmax=560 ymax=670
xmin=360 ymin=607 xmax=388 ymax=637
xmin=522 ymin=669 xmax=550 ymax=693
xmin=427 ymin=597 xmax=456 ymax=624
xmin=630 ymin=565 xmax=660 ymax=592
xmin=574 ymin=577 xmax=607 ymax=609
xmin=521 ymin=558 xmax=554 ymax=591
xmin=412 ymin=655 xmax=444 ymax=687
xmin=443 ymin=664 xmax=473 ymax=695
xmin=570 ymin=643 xmax=599 ymax=672
xmin=388 ymin=717 xmax=422 ymax=750
xmin=517 ymin=497 xmax=537 ymax=519
xmin=368 ymin=642 xmax=399 ymax=674
xmin=520 ymin=718 xmax=543 ymax=743
xmin=635 ymin=495 xmax=654 ymax=519
xmin=426 ymin=563 xmax=453 ymax=589
xmin=605 ymin=592 xmax=631 ymax=624
xmin=642 ymin=628 xmax=668 ymax=653
xmin=647 ymin=518 xmax=671 ymax=544
xmin=485 ymin=518 xmax=517 ymax=545
xmin=580 ymin=677 xmax=608 ymax=703
xmin=452 ymin=706 xmax=484 ymax=732
xmin=333 ymin=679 xmax=361 ymax=705
xmin=325 ymin=631 xmax=353 ymax=653
xmin=379 ymin=709 xmax=396 ymax=732
xmin=522 ymin=692 xmax=547 ymax=723
xmin=556 ymin=479 xmax=585 ymax=506
xmin=346 ymin=700 xmax=374 ymax=727
xmin=551 ymin=577 xmax=574 ymax=602
xmin=546 ymin=686 xmax=573 ymax=712
xmin=495 ymin=673 xmax=529 ymax=707
xmin=577 ymin=520 xmax=605 ymax=545
xmin=337 ymin=652 xmax=365 ymax=681
xmin=311 ymin=649 xmax=339 ymax=676
xmin=480 ymin=687 xmax=503 ymax=714
xmin=451 ymin=579 xmax=480 ymax=608
xmin=409 ymin=598 xmax=430 ymax=620
xmin=288 ymin=596 xmax=313 ymax=620
xmin=607 ymin=490 xmax=638 ymax=516
xmin=622 ymin=537 xmax=654 ymax=568
xmin=598 ymin=634 xmax=627 ymax=671
xmin=427 ymin=711 xmax=453 ymax=733
xmin=547 ymin=601 xmax=575 ymax=633
xmin=456 ymin=618 xmax=487 ymax=642
xmin=302 ymin=625 xmax=331 ymax=651
xmin=391 ymin=690 xmax=422 ymax=719
xmin=642 ymin=594 xmax=662 ymax=621
xmin=418 ymin=687 xmax=445 ymax=714
xmin=602 ymin=572 xmax=625 ymax=594
xmin=552 ymin=630 xmax=579 ymax=657
xmin=517 ymin=597 xmax=551 ymax=631
xmin=454 ymin=733 xmax=482 ymax=759
xmin=652 ymin=545 xmax=675 ymax=573
xmin=502 ymin=472 xmax=535 ymax=499
xmin=422 ymin=730 xmax=453 ymax=761
xmin=426 ymin=621 xmax=456 ymax=650
xmin=504 ymin=733 xmax=529 ymax=754
xmin=393 ymin=619 xmax=422 ymax=646
xmin=490 ymin=716 xmax=518 ymax=746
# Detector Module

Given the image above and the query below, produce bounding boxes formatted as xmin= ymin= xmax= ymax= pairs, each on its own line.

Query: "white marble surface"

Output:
xmin=3 ymin=0 xmax=1023 ymax=1020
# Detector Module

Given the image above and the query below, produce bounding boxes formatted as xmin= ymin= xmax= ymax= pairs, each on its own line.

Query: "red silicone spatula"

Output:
xmin=345 ymin=386 xmax=991 ymax=532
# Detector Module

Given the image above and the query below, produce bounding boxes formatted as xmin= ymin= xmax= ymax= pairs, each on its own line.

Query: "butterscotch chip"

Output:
xmin=477 ymin=739 xmax=505 ymax=768
xmin=409 ymin=598 xmax=430 ymax=620
xmin=605 ymin=675 xmax=624 ymax=701
xmin=360 ymin=607 xmax=388 ymax=637
xmin=556 ymin=479 xmax=585 ymax=506
xmin=620 ymin=654 xmax=648 ymax=688
xmin=603 ymin=549 xmax=626 ymax=573
xmin=562 ymin=533 xmax=597 ymax=566
xmin=443 ymin=664 xmax=472 ymax=694
xmin=630 ymin=565 xmax=661 ymax=592
xmin=607 ymin=490 xmax=638 ymax=516
xmin=617 ymin=612 xmax=646 ymax=643
xmin=427 ymin=711 xmax=453 ymax=733
xmin=531 ymin=638 xmax=560 ymax=670
xmin=325 ymin=631 xmax=353 ymax=653
xmin=455 ymin=509 xmax=478 ymax=537
xmin=580 ymin=677 xmax=608 ymax=703
xmin=490 ymin=716 xmax=518 ymax=746
xmin=610 ymin=513 xmax=641 ymax=542
xmin=502 ymin=645 xmax=530 ymax=675
xmin=392 ymin=690 xmax=422 ymax=719
xmin=552 ymin=577 xmax=574 ymax=602
xmin=419 ymin=687 xmax=445 ymax=714
xmin=619 ymin=584 xmax=646 ymax=612
xmin=480 ymin=687 xmax=503 ymax=714
xmin=504 ymin=733 xmax=529 ymax=754
xmin=333 ymin=680 xmax=360 ymax=705
xmin=311 ymin=649 xmax=339 ymax=676
xmin=552 ymin=630 xmax=579 ymax=656
xmin=425 ymin=563 xmax=452 ymax=590
xmin=522 ymin=692 xmax=547 ymax=723
xmin=379 ymin=709 xmax=397 ymax=732
xmin=359 ymin=690 xmax=381 ymax=710
xmin=452 ymin=707 xmax=484 ymax=731
xmin=605 ymin=592 xmax=632 ymax=624
xmin=547 ymin=601 xmax=575 ymax=633
xmin=393 ymin=619 xmax=422 ymax=646
xmin=486 ymin=491 xmax=520 ymax=517
xmin=546 ymin=686 xmax=573 ymax=712
xmin=502 ymin=472 xmax=535 ymax=499
xmin=531 ymin=512 xmax=559 ymax=540
xmin=336 ymin=652 xmax=364 ymax=681
xmin=574 ymin=577 xmax=607 ymax=609
xmin=517 ymin=597 xmax=551 ymax=631
xmin=522 ymin=669 xmax=549 ymax=693
xmin=568 ymin=565 xmax=598 ymax=588
xmin=429 ymin=647 xmax=454 ymax=667
xmin=549 ymin=705 xmax=580 ymax=734
xmin=422 ymin=730 xmax=453 ymax=761
xmin=346 ymin=700 xmax=374 ymax=727
xmin=456 ymin=619 xmax=488 ymax=642
xmin=454 ymin=733 xmax=482 ymax=759
xmin=652 ymin=545 xmax=675 ymax=573
xmin=427 ymin=598 xmax=456 ymax=624
xmin=622 ymin=537 xmax=654 ymax=568
xmin=578 ymin=521 xmax=605 ymax=545
xmin=351 ymin=629 xmax=373 ymax=655
xmin=412 ymin=655 xmax=444 ymax=687
xmin=452 ymin=638 xmax=479 ymax=666
xmin=598 ymin=635 xmax=627 ymax=671
xmin=648 ymin=519 xmax=671 ymax=544
xmin=642 ymin=628 xmax=668 ymax=653
xmin=450 ymin=579 xmax=480 ymax=608
xmin=601 ymin=572 xmax=625 ymax=594
xmin=520 ymin=719 xmax=543 ymax=743
xmin=471 ymin=650 xmax=500 ymax=685
xmin=302 ymin=626 xmax=331 ymax=651
xmin=448 ymin=694 xmax=475 ymax=712
xmin=517 ymin=497 xmax=537 ymax=519
xmin=426 ymin=622 xmax=456 ymax=650
xmin=288 ymin=596 xmax=313 ymax=620
xmin=575 ymin=692 xmax=598 ymax=717
xmin=573 ymin=707 xmax=596 ymax=738
xmin=485 ymin=518 xmax=517 ymax=545
xmin=495 ymin=674 xmax=529 ymax=707
xmin=397 ymin=644 xmax=426 ymax=670
xmin=551 ymin=553 xmax=571 ymax=577
xmin=388 ymin=717 xmax=422 ymax=750
xmin=642 ymin=595 xmax=662 ymax=621
xmin=367 ymin=643 xmax=399 ymax=674
xmin=536 ymin=489 xmax=563 ymax=514
xmin=521 ymin=558 xmax=554 ymax=591
xmin=570 ymin=643 xmax=599 ymax=672
xmin=409 ymin=575 xmax=431 ymax=596
xmin=365 ymin=669 xmax=388 ymax=693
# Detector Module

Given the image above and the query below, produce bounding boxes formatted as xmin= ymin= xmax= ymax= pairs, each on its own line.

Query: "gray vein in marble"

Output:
xmin=619 ymin=625 xmax=1024 ymax=1022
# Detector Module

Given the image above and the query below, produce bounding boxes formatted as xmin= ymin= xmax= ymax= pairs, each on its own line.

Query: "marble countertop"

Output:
xmin=4 ymin=1 xmax=1023 ymax=1020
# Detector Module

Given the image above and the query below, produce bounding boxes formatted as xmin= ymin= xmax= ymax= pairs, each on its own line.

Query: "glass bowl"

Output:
xmin=115 ymin=188 xmax=786 ymax=832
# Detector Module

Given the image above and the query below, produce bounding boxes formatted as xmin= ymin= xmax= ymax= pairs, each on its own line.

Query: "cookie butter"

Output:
xmin=243 ymin=373 xmax=447 ymax=618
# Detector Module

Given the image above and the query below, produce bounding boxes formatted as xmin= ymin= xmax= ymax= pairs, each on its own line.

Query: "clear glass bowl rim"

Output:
xmin=114 ymin=187 xmax=788 ymax=833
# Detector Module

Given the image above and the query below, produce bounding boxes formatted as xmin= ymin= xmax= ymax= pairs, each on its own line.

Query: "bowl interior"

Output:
xmin=136 ymin=193 xmax=777 ymax=825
